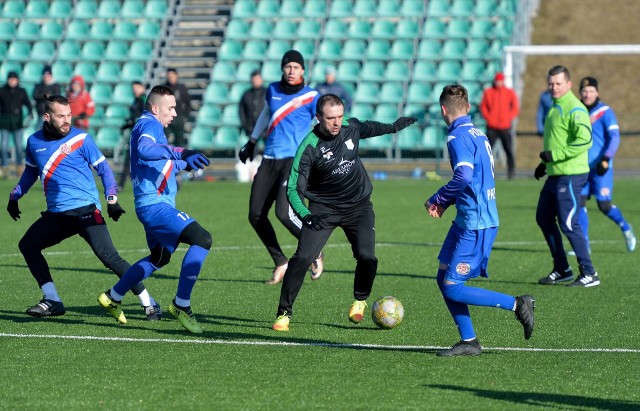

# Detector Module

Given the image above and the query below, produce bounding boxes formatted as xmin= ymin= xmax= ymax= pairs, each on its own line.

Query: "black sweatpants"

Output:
xmin=18 ymin=205 xmax=146 ymax=296
xmin=486 ymin=127 xmax=515 ymax=178
xmin=277 ymin=201 xmax=378 ymax=317
xmin=248 ymin=158 xmax=302 ymax=267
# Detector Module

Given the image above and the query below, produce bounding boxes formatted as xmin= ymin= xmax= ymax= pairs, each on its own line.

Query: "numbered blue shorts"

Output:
xmin=438 ymin=223 xmax=498 ymax=283
xmin=135 ymin=202 xmax=195 ymax=253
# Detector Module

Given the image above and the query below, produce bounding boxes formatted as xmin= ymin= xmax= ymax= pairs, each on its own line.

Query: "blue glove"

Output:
xmin=181 ymin=150 xmax=210 ymax=170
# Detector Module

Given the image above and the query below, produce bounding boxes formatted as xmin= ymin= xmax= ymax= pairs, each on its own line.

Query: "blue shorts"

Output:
xmin=438 ymin=223 xmax=498 ymax=283
xmin=581 ymin=168 xmax=614 ymax=201
xmin=135 ymin=202 xmax=195 ymax=253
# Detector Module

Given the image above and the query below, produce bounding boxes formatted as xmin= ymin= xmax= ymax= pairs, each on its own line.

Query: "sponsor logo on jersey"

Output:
xmin=322 ymin=151 xmax=334 ymax=160
xmin=456 ymin=263 xmax=471 ymax=275
xmin=345 ymin=139 xmax=354 ymax=150
xmin=36 ymin=148 xmax=46 ymax=152
xmin=332 ymin=158 xmax=355 ymax=175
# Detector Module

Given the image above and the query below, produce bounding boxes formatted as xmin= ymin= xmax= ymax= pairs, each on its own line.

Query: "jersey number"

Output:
xmin=484 ymin=140 xmax=495 ymax=178
xmin=177 ymin=212 xmax=190 ymax=221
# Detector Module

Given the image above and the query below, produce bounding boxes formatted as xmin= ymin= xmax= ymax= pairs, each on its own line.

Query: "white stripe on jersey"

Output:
xmin=154 ymin=160 xmax=173 ymax=194
xmin=608 ymin=124 xmax=619 ymax=131
xmin=91 ymin=156 xmax=105 ymax=168
xmin=454 ymin=161 xmax=474 ymax=170
xmin=268 ymin=90 xmax=319 ymax=128
xmin=140 ymin=133 xmax=156 ymax=142
xmin=42 ymin=133 xmax=86 ymax=178
xmin=590 ymin=105 xmax=609 ymax=118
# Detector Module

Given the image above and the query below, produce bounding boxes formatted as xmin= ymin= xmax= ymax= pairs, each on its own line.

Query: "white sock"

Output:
xmin=41 ymin=282 xmax=61 ymax=302
xmin=174 ymin=296 xmax=190 ymax=308
xmin=137 ymin=289 xmax=151 ymax=307
xmin=109 ymin=288 xmax=125 ymax=302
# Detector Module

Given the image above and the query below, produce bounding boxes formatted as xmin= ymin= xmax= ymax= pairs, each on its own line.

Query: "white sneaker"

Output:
xmin=624 ymin=229 xmax=636 ymax=252
xmin=266 ymin=262 xmax=288 ymax=285
xmin=310 ymin=252 xmax=324 ymax=280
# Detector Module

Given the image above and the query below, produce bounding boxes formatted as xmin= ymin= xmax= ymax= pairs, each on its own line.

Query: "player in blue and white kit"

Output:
xmin=577 ymin=77 xmax=635 ymax=253
xmin=425 ymin=85 xmax=535 ymax=357
xmin=7 ymin=95 xmax=159 ymax=319
xmin=238 ymin=50 xmax=323 ymax=284
xmin=98 ymin=86 xmax=212 ymax=334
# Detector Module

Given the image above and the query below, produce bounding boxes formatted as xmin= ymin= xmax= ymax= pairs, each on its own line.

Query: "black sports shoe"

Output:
xmin=566 ymin=272 xmax=600 ymax=287
xmin=26 ymin=299 xmax=66 ymax=317
xmin=538 ymin=268 xmax=574 ymax=285
xmin=144 ymin=303 xmax=162 ymax=321
xmin=514 ymin=295 xmax=535 ymax=340
xmin=437 ymin=339 xmax=482 ymax=357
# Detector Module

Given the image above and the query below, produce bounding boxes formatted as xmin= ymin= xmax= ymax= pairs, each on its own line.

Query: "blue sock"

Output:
xmin=578 ymin=206 xmax=590 ymax=248
xmin=607 ymin=206 xmax=630 ymax=232
xmin=176 ymin=245 xmax=209 ymax=301
xmin=443 ymin=282 xmax=516 ymax=310
xmin=113 ymin=257 xmax=157 ymax=298
xmin=437 ymin=269 xmax=475 ymax=341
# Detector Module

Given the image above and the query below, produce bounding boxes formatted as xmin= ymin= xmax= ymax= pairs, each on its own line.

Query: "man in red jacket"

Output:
xmin=67 ymin=75 xmax=95 ymax=130
xmin=480 ymin=72 xmax=520 ymax=179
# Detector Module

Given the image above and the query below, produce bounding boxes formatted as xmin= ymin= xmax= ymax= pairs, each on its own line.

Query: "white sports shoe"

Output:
xmin=624 ymin=229 xmax=636 ymax=252
xmin=311 ymin=252 xmax=324 ymax=280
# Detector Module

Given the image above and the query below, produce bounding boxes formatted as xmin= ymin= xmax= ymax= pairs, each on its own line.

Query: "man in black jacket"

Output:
xmin=0 ymin=71 xmax=33 ymax=178
xmin=271 ymin=94 xmax=416 ymax=331
xmin=239 ymin=70 xmax=267 ymax=139
xmin=163 ymin=68 xmax=191 ymax=147
xmin=32 ymin=65 xmax=62 ymax=118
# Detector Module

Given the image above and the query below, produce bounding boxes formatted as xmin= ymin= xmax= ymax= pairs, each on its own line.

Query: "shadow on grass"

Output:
xmin=426 ymin=384 xmax=639 ymax=410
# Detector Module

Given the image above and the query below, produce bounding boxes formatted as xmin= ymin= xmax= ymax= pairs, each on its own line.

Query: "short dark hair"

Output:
xmin=44 ymin=94 xmax=70 ymax=113
xmin=146 ymin=85 xmax=175 ymax=110
xmin=548 ymin=65 xmax=570 ymax=80
xmin=316 ymin=94 xmax=344 ymax=116
xmin=132 ymin=81 xmax=143 ymax=87
xmin=250 ymin=69 xmax=261 ymax=78
xmin=167 ymin=68 xmax=177 ymax=74
xmin=439 ymin=84 xmax=469 ymax=113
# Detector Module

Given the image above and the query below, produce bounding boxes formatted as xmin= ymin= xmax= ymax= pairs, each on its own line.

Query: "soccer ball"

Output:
xmin=371 ymin=296 xmax=404 ymax=329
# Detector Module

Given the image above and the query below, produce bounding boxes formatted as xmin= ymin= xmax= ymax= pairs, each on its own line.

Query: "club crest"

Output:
xmin=456 ymin=263 xmax=471 ymax=275
xmin=345 ymin=139 xmax=354 ymax=150
xmin=60 ymin=143 xmax=71 ymax=155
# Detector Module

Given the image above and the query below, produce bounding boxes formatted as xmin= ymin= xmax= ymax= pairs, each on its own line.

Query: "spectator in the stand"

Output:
xmin=33 ymin=65 xmax=62 ymax=119
xmin=239 ymin=70 xmax=267 ymax=140
xmin=537 ymin=90 xmax=553 ymax=137
xmin=67 ymin=75 xmax=95 ymax=130
xmin=315 ymin=66 xmax=352 ymax=114
xmin=0 ymin=71 xmax=33 ymax=178
xmin=118 ymin=81 xmax=147 ymax=191
xmin=163 ymin=68 xmax=191 ymax=147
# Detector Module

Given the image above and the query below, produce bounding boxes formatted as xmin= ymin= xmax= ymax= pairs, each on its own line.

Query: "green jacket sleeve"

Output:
xmin=287 ymin=134 xmax=317 ymax=219
xmin=550 ymin=107 xmax=592 ymax=162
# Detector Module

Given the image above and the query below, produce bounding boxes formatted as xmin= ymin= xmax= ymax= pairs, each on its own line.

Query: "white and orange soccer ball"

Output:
xmin=371 ymin=296 xmax=404 ymax=329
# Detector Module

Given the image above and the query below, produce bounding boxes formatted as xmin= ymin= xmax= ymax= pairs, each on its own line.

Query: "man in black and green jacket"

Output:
xmin=271 ymin=93 xmax=416 ymax=331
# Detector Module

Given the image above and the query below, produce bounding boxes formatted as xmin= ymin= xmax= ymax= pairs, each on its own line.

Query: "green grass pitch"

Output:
xmin=1 ymin=177 xmax=639 ymax=409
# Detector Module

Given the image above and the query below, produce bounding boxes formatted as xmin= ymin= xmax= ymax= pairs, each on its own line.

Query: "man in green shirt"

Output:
xmin=535 ymin=65 xmax=599 ymax=287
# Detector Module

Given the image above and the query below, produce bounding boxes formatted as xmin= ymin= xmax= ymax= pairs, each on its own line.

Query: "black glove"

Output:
xmin=539 ymin=150 xmax=553 ymax=163
xmin=77 ymin=113 xmax=87 ymax=120
xmin=536 ymin=130 xmax=544 ymax=137
xmin=239 ymin=140 xmax=256 ymax=164
xmin=595 ymin=156 xmax=610 ymax=176
xmin=534 ymin=163 xmax=547 ymax=180
xmin=303 ymin=214 xmax=326 ymax=231
xmin=107 ymin=202 xmax=126 ymax=221
xmin=7 ymin=200 xmax=21 ymax=221
xmin=181 ymin=149 xmax=210 ymax=170
xmin=393 ymin=117 xmax=418 ymax=132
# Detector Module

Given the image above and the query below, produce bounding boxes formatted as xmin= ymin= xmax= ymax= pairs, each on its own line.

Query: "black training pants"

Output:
xmin=277 ymin=201 xmax=378 ymax=317
xmin=486 ymin=127 xmax=515 ymax=178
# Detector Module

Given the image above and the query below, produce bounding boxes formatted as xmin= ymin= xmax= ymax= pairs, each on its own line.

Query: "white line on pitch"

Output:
xmin=1 ymin=333 xmax=639 ymax=353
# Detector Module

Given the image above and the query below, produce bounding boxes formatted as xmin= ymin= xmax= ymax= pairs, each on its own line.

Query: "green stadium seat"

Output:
xmin=451 ymin=0 xmax=474 ymax=16
xmin=66 ymin=20 xmax=90 ymax=41
xmin=461 ymin=61 xmax=486 ymax=82
xmin=49 ymin=0 xmax=72 ymax=18
xmin=128 ymin=41 xmax=153 ymax=61
xmin=231 ymin=0 xmax=255 ymax=18
xmin=196 ymin=104 xmax=222 ymax=127
xmin=7 ymin=41 xmax=31 ymax=62
xmin=421 ymin=19 xmax=446 ymax=39
xmin=2 ymin=0 xmax=25 ymax=18
xmin=489 ymin=39 xmax=505 ymax=58
xmin=137 ymin=20 xmax=161 ymax=40
xmin=341 ymin=40 xmax=366 ymax=60
xmin=337 ymin=61 xmax=360 ymax=82
xmin=430 ymin=82 xmax=450 ymax=104
xmin=105 ymin=41 xmax=129 ymax=62
xmin=121 ymin=0 xmax=144 ymax=18
xmin=396 ymin=126 xmax=424 ymax=150
xmin=41 ymin=21 xmax=64 ymax=41
xmin=379 ymin=83 xmax=404 ymax=104
xmin=21 ymin=62 xmax=45 ymax=83
xmin=90 ymin=83 xmax=113 ymax=105
xmin=403 ymin=103 xmax=427 ymax=119
xmin=280 ymin=0 xmax=303 ymax=17
xmin=407 ymin=82 xmax=431 ymax=104
xmin=359 ymin=134 xmax=393 ymax=152
xmin=365 ymin=40 xmax=391 ymax=60
xmin=256 ymin=0 xmax=279 ymax=17
xmin=412 ymin=60 xmax=437 ymax=82
xmin=0 ymin=42 xmax=7 ymax=60
xmin=494 ymin=19 xmax=513 ymax=39
xmin=16 ymin=21 xmax=41 ymax=41
xmin=104 ymin=104 xmax=129 ymax=126
xmin=144 ymin=0 xmax=168 ymax=19
xmin=57 ymin=41 xmax=82 ymax=62
xmin=229 ymin=82 xmax=250 ymax=103
xmin=423 ymin=126 xmax=446 ymax=149
xmin=470 ymin=19 xmax=494 ymax=38
xmin=323 ymin=20 xmax=348 ymax=40
xmin=292 ymin=40 xmax=314 ymax=58
xmin=466 ymin=39 xmax=490 ymax=59
xmin=371 ymin=20 xmax=395 ymax=40
xmin=52 ymin=61 xmax=73 ymax=83
xmin=385 ymin=61 xmax=410 ymax=82
xmin=375 ymin=104 xmax=399 ymax=123
xmin=437 ymin=61 xmax=462 ymax=82
xmin=29 ymin=41 xmax=55 ymax=62
xmin=214 ymin=126 xmax=240 ymax=150
xmin=112 ymin=83 xmax=134 ymax=104
xmin=266 ymin=40 xmax=292 ymax=60
xmin=242 ymin=40 xmax=267 ymax=61
xmin=318 ymin=39 xmax=342 ymax=60
xmin=465 ymin=82 xmax=483 ymax=103
xmin=361 ymin=61 xmax=385 ymax=82
xmin=354 ymin=82 xmax=380 ymax=104
xmin=303 ymin=0 xmax=325 ymax=17
xmin=446 ymin=19 xmax=470 ymax=39
xmin=121 ymin=62 xmax=146 ymax=82
xmin=0 ymin=21 xmax=16 ymax=41
xmin=73 ymin=62 xmax=97 ymax=83
xmin=189 ymin=127 xmax=215 ymax=150
xmin=297 ymin=19 xmax=321 ymax=40
xmin=73 ymin=0 xmax=98 ymax=19
xmin=353 ymin=0 xmax=377 ymax=17
xmin=396 ymin=19 xmax=420 ymax=39
xmin=218 ymin=40 xmax=243 ymax=61
xmin=203 ymin=83 xmax=229 ymax=105
xmin=427 ymin=0 xmax=449 ymax=17
xmin=475 ymin=0 xmax=497 ymax=16
xmin=273 ymin=20 xmax=297 ymax=40
xmin=441 ymin=39 xmax=466 ymax=59
xmin=211 ymin=61 xmax=236 ymax=82
xmin=377 ymin=0 xmax=400 ymax=17
xmin=25 ymin=0 xmax=49 ymax=18
xmin=235 ymin=61 xmax=260 ymax=81
xmin=90 ymin=21 xmax=114 ymax=40
xmin=261 ymin=61 xmax=281 ymax=83
xmin=329 ymin=1 xmax=352 ymax=17
xmin=222 ymin=105 xmax=240 ymax=127
xmin=96 ymin=62 xmax=122 ymax=83
xmin=0 ymin=62 xmax=22 ymax=83
xmin=225 ymin=20 xmax=250 ymax=40
xmin=311 ymin=61 xmax=332 ymax=83
xmin=98 ymin=0 xmax=121 ymax=18
xmin=350 ymin=103 xmax=374 ymax=120
xmin=95 ymin=127 xmax=122 ymax=151
xmin=497 ymin=0 xmax=516 ymax=16
xmin=113 ymin=21 xmax=138 ymax=40
xmin=401 ymin=0 xmax=425 ymax=16
xmin=391 ymin=40 xmax=414 ymax=60
xmin=417 ymin=41 xmax=442 ymax=60
xmin=249 ymin=20 xmax=273 ymax=40
xmin=348 ymin=20 xmax=372 ymax=40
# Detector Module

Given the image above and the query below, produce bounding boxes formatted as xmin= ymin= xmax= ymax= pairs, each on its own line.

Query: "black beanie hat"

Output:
xmin=281 ymin=50 xmax=305 ymax=69
xmin=580 ymin=77 xmax=598 ymax=91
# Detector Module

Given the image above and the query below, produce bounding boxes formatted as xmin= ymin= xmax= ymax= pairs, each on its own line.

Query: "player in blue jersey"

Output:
xmin=425 ymin=85 xmax=535 ymax=357
xmin=576 ymin=77 xmax=635 ymax=253
xmin=238 ymin=50 xmax=323 ymax=284
xmin=98 ymin=86 xmax=212 ymax=334
xmin=7 ymin=95 xmax=160 ymax=320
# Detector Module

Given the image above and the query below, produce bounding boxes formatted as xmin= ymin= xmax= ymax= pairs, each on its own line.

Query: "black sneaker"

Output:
xmin=26 ymin=299 xmax=66 ymax=317
xmin=566 ymin=272 xmax=600 ymax=287
xmin=538 ymin=268 xmax=574 ymax=285
xmin=144 ymin=303 xmax=162 ymax=321
xmin=437 ymin=339 xmax=482 ymax=357
xmin=514 ymin=295 xmax=535 ymax=340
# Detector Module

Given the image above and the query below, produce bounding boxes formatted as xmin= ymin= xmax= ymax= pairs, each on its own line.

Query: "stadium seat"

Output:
xmin=365 ymin=40 xmax=391 ymax=60
xmin=97 ymin=0 xmax=121 ymax=18
xmin=329 ymin=1 xmax=352 ymax=17
xmin=266 ymin=40 xmax=292 ymax=60
xmin=73 ymin=62 xmax=97 ymax=83
xmin=371 ymin=20 xmax=396 ymax=40
xmin=292 ymin=39 xmax=315 ymax=58
xmin=441 ymin=39 xmax=466 ymax=59
xmin=235 ymin=61 xmax=260 ymax=82
xmin=95 ymin=127 xmax=122 ymax=151
xmin=385 ymin=61 xmax=410 ymax=82
xmin=21 ymin=62 xmax=45 ymax=84
xmin=96 ymin=62 xmax=122 ymax=83
xmin=90 ymin=83 xmax=113 ymax=105
xmin=465 ymin=82 xmax=484 ymax=103
xmin=417 ymin=41 xmax=442 ymax=60
xmin=466 ymin=39 xmax=490 ymax=59
xmin=203 ymin=83 xmax=229 ymax=105
xmin=427 ymin=0 xmax=449 ymax=17
xmin=128 ymin=41 xmax=153 ymax=61
xmin=81 ymin=41 xmax=106 ymax=62
xmin=242 ymin=40 xmax=267 ymax=61
xmin=231 ymin=0 xmax=255 ymax=18
xmin=347 ymin=20 xmax=372 ymax=40
xmin=359 ymin=134 xmax=393 ymax=152
xmin=379 ymin=83 xmax=404 ymax=104
xmin=249 ymin=20 xmax=273 ymax=40
xmin=229 ymin=82 xmax=250 ymax=103
xmin=121 ymin=0 xmax=144 ymax=18
xmin=451 ymin=0 xmax=474 ymax=16
xmin=475 ymin=0 xmax=497 ymax=16
xmin=30 ymin=41 xmax=55 ymax=62
xmin=90 ymin=21 xmax=114 ymax=40
xmin=311 ymin=61 xmax=333 ymax=83
xmin=273 ymin=21 xmax=297 ymax=40
xmin=52 ymin=61 xmax=73 ymax=84
xmin=256 ymin=0 xmax=279 ymax=17
xmin=211 ymin=61 xmax=236 ymax=82
xmin=396 ymin=19 xmax=420 ymax=39
xmin=494 ymin=19 xmax=513 ymax=39
xmin=407 ymin=82 xmax=431 ymax=104
xmin=221 ymin=105 xmax=240 ymax=127
xmin=323 ymin=20 xmax=348 ymax=40
xmin=137 ymin=20 xmax=161 ymax=40
xmin=341 ymin=40 xmax=366 ymax=60
xmin=318 ymin=39 xmax=342 ymax=60
xmin=105 ymin=41 xmax=130 ymax=62
xmin=196 ymin=104 xmax=222 ymax=127
xmin=350 ymin=103 xmax=374 ymax=121
xmin=261 ymin=61 xmax=282 ymax=83
xmin=2 ymin=0 xmax=26 ymax=18
xmin=104 ymin=104 xmax=129 ymax=126
xmin=401 ymin=0 xmax=425 ymax=16
xmin=16 ymin=21 xmax=40 ymax=41
xmin=396 ymin=126 xmax=424 ymax=150
xmin=390 ymin=40 xmax=414 ymax=60
xmin=422 ymin=19 xmax=447 ymax=39
xmin=403 ymin=103 xmax=427 ymax=119
xmin=377 ymin=0 xmax=400 ymax=17
xmin=446 ymin=19 xmax=470 ymax=39
xmin=497 ymin=0 xmax=517 ymax=16
xmin=303 ymin=0 xmax=325 ymax=17
xmin=423 ymin=126 xmax=446 ymax=149
xmin=430 ymin=82 xmax=450 ymax=104
xmin=361 ymin=61 xmax=385 ymax=82
xmin=214 ymin=126 xmax=240 ymax=150
xmin=57 ymin=41 xmax=82 ymax=62
xmin=354 ymin=82 xmax=380 ymax=104
xmin=6 ymin=41 xmax=31 ymax=62
xmin=225 ymin=20 xmax=250 ymax=40
xmin=112 ymin=83 xmax=134 ymax=104
xmin=337 ymin=61 xmax=360 ymax=82
xmin=144 ymin=0 xmax=168 ymax=19
xmin=49 ymin=0 xmax=72 ymax=18
xmin=66 ymin=20 xmax=90 ymax=41
xmin=0 ymin=21 xmax=16 ymax=41
xmin=217 ymin=40 xmax=243 ymax=61
xmin=297 ymin=20 xmax=322 ymax=40
xmin=0 ymin=42 xmax=7 ymax=60
xmin=470 ymin=19 xmax=494 ymax=38
xmin=121 ymin=62 xmax=146 ymax=82
xmin=353 ymin=0 xmax=377 ymax=17
xmin=375 ymin=104 xmax=399 ymax=123
xmin=188 ymin=127 xmax=215 ymax=150
xmin=437 ymin=61 xmax=462 ymax=82
xmin=40 ymin=21 xmax=64 ymax=41
xmin=412 ymin=60 xmax=437 ymax=82
xmin=73 ymin=0 xmax=98 ymax=19
xmin=280 ymin=0 xmax=303 ymax=17
xmin=0 ymin=62 xmax=22 ymax=83
xmin=25 ymin=0 xmax=48 ymax=17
